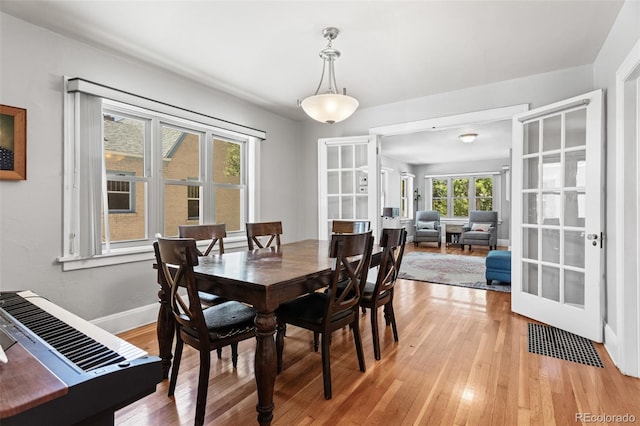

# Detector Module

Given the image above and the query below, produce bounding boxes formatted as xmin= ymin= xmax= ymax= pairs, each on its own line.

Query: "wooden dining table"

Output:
xmin=154 ymin=239 xmax=381 ymax=426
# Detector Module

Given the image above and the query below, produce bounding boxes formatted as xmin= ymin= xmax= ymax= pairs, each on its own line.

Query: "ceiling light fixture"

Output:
xmin=459 ymin=133 xmax=478 ymax=143
xmin=298 ymin=27 xmax=359 ymax=124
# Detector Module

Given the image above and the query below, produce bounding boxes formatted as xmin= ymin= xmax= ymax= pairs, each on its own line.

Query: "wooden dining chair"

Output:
xmin=178 ymin=223 xmax=226 ymax=256
xmin=155 ymin=237 xmax=256 ymax=426
xmin=178 ymin=223 xmax=228 ymax=306
xmin=359 ymin=228 xmax=407 ymax=360
xmin=275 ymin=231 xmax=373 ymax=399
xmin=177 ymin=224 xmax=229 ymax=359
xmin=331 ymin=220 xmax=371 ymax=316
xmin=331 ymin=220 xmax=370 ymax=234
xmin=245 ymin=221 xmax=282 ymax=250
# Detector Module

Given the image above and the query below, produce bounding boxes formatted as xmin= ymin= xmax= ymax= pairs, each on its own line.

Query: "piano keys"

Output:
xmin=0 ymin=290 xmax=162 ymax=425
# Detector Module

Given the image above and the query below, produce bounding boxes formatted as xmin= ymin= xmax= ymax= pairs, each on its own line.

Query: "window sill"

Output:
xmin=57 ymin=235 xmax=250 ymax=271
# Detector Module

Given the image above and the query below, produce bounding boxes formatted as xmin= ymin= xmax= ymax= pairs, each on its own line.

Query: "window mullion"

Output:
xmin=203 ymin=131 xmax=214 ymax=224
xmin=149 ymin=117 xmax=162 ymax=237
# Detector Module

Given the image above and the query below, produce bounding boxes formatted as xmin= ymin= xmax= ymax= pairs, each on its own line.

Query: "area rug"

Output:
xmin=397 ymin=252 xmax=511 ymax=292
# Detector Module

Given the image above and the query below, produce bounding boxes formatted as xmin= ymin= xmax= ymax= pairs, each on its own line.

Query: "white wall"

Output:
xmin=380 ymin=155 xmax=414 ymax=210
xmin=592 ymin=0 xmax=640 ymax=361
xmin=0 ymin=13 xmax=301 ymax=328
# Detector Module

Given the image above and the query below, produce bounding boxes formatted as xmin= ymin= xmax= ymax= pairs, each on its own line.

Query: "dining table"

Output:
xmin=154 ymin=238 xmax=381 ymax=426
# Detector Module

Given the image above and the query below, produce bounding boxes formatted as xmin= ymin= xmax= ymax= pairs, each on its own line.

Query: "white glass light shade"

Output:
xmin=300 ymin=93 xmax=359 ymax=124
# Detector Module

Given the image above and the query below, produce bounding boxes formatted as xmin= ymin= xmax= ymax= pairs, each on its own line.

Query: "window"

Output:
xmin=380 ymin=169 xmax=389 ymax=216
xmin=400 ymin=173 xmax=415 ymax=219
xmin=187 ymin=184 xmax=200 ymax=220
xmin=453 ymin=177 xmax=470 ymax=217
xmin=62 ymin=78 xmax=264 ymax=269
xmin=432 ymin=178 xmax=448 ymax=217
xmin=428 ymin=174 xmax=498 ymax=218
xmin=106 ymin=172 xmax=135 ymax=213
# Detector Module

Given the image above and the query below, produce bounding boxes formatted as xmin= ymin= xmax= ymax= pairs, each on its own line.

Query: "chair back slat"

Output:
xmin=178 ymin=224 xmax=226 ymax=256
xmin=331 ymin=220 xmax=370 ymax=234
xmin=327 ymin=231 xmax=374 ymax=319
xmin=155 ymin=238 xmax=208 ymax=342
xmin=372 ymin=228 xmax=406 ymax=297
xmin=246 ymin=221 xmax=282 ymax=250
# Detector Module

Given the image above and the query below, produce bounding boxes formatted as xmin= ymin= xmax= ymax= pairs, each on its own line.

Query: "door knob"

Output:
xmin=586 ymin=234 xmax=598 ymax=240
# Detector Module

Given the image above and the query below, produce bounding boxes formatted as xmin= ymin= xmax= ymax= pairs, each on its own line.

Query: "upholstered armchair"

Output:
xmin=414 ymin=210 xmax=442 ymax=247
xmin=460 ymin=211 xmax=498 ymax=250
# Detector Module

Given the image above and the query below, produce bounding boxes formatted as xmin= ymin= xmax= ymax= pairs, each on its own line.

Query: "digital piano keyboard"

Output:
xmin=0 ymin=290 xmax=162 ymax=425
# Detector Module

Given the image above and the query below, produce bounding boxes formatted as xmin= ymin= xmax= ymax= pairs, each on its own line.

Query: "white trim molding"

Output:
xmin=613 ymin=38 xmax=640 ymax=377
xmin=91 ymin=303 xmax=157 ymax=335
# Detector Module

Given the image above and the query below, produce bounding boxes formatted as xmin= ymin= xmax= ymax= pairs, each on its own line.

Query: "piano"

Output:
xmin=0 ymin=290 xmax=162 ymax=426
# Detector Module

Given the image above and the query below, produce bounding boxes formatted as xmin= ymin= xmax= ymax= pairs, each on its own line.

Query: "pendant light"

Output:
xmin=299 ymin=27 xmax=359 ymax=124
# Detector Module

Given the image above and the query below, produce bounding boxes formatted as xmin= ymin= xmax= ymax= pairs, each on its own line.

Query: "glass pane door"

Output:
xmin=512 ymin=90 xmax=603 ymax=342
xmin=318 ymin=136 xmax=380 ymax=240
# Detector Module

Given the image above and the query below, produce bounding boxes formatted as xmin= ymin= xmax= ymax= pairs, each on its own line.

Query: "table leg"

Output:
xmin=156 ymin=287 xmax=174 ymax=379
xmin=254 ymin=311 xmax=277 ymax=426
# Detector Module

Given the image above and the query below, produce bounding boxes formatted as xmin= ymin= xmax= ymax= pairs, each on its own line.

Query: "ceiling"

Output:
xmin=1 ymin=0 xmax=623 ymax=164
xmin=381 ymin=120 xmax=513 ymax=165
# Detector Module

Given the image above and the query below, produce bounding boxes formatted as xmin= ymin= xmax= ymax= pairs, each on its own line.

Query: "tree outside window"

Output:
xmin=430 ymin=175 xmax=495 ymax=218
xmin=453 ymin=178 xmax=469 ymax=217
xmin=432 ymin=178 xmax=448 ymax=217
xmin=475 ymin=177 xmax=493 ymax=210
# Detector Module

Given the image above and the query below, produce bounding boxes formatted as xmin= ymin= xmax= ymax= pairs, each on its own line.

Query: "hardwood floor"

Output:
xmin=115 ymin=244 xmax=640 ymax=425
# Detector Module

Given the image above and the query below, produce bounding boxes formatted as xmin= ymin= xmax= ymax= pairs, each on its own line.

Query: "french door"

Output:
xmin=511 ymin=90 xmax=604 ymax=342
xmin=318 ymin=135 xmax=380 ymax=240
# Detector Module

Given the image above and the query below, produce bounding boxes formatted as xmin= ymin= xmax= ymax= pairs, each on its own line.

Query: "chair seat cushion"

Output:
xmin=360 ymin=280 xmax=390 ymax=303
xmin=184 ymin=301 xmax=255 ymax=340
xmin=416 ymin=229 xmax=439 ymax=238
xmin=276 ymin=292 xmax=351 ymax=325
xmin=463 ymin=231 xmax=491 ymax=240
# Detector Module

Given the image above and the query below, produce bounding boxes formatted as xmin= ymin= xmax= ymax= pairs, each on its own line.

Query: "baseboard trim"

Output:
xmin=604 ymin=323 xmax=619 ymax=367
xmin=91 ymin=302 xmax=157 ymax=335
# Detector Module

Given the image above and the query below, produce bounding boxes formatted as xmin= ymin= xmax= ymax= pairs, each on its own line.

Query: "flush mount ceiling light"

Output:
xmin=298 ymin=27 xmax=359 ymax=124
xmin=459 ymin=133 xmax=478 ymax=143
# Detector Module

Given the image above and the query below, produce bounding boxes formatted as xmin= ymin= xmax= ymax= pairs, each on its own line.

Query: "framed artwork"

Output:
xmin=0 ymin=104 xmax=27 ymax=180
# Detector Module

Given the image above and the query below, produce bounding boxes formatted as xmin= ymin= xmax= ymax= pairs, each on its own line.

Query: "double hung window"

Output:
xmin=61 ymin=79 xmax=263 ymax=269
xmin=428 ymin=174 xmax=498 ymax=219
xmin=400 ymin=173 xmax=415 ymax=219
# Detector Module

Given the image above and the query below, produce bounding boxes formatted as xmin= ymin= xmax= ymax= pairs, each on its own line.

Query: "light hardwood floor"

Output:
xmin=115 ymin=244 xmax=640 ymax=425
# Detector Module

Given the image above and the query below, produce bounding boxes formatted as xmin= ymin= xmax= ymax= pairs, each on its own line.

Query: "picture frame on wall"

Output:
xmin=0 ymin=104 xmax=27 ymax=180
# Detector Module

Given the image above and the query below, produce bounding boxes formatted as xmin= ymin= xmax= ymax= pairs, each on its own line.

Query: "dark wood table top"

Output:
xmin=192 ymin=239 xmax=380 ymax=311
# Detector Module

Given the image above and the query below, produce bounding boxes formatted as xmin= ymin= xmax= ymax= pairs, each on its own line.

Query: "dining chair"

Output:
xmin=245 ymin=221 xmax=282 ymax=250
xmin=324 ymin=219 xmax=371 ymax=334
xmin=178 ymin=223 xmax=226 ymax=256
xmin=155 ymin=237 xmax=256 ymax=426
xmin=177 ymin=224 xmax=229 ymax=360
xmin=178 ymin=224 xmax=228 ymax=307
xmin=275 ymin=231 xmax=373 ymax=399
xmin=359 ymin=228 xmax=407 ymax=360
xmin=331 ymin=220 xmax=370 ymax=234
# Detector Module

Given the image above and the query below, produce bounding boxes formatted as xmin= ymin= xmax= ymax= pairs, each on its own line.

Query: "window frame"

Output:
xmin=60 ymin=78 xmax=262 ymax=270
xmin=400 ymin=173 xmax=415 ymax=220
xmin=426 ymin=172 xmax=500 ymax=220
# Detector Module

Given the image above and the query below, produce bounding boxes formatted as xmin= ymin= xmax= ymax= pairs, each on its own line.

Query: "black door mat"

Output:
xmin=527 ymin=323 xmax=604 ymax=368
